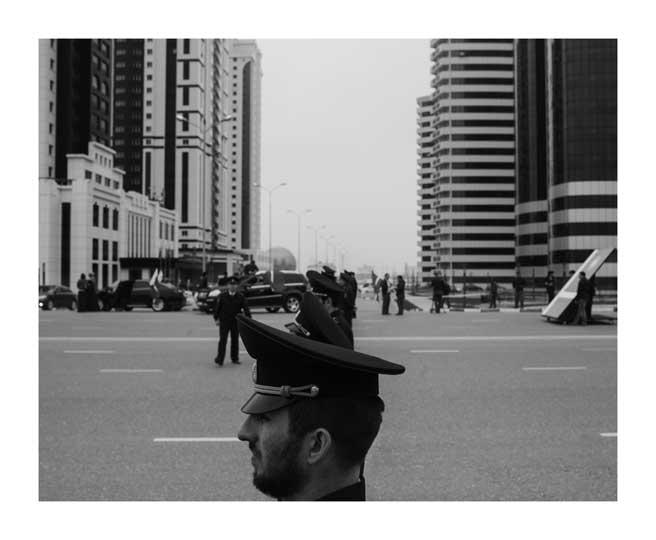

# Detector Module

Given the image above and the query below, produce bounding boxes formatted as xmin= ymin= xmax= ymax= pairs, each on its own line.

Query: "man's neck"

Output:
xmin=280 ymin=465 xmax=361 ymax=501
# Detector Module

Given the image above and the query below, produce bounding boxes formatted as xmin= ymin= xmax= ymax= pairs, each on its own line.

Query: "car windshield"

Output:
xmin=39 ymin=286 xmax=55 ymax=294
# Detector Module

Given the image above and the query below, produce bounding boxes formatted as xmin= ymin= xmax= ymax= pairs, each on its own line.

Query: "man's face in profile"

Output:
xmin=237 ymin=406 xmax=308 ymax=499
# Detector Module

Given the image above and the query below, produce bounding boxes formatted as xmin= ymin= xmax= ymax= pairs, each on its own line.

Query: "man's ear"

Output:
xmin=305 ymin=428 xmax=333 ymax=465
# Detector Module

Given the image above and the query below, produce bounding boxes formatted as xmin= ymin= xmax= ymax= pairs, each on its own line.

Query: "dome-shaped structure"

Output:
xmin=265 ymin=246 xmax=296 ymax=271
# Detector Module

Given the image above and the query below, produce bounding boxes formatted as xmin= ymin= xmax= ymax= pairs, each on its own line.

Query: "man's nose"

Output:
xmin=237 ymin=416 xmax=254 ymax=442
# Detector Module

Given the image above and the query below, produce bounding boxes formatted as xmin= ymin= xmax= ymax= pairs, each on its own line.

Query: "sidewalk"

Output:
xmin=404 ymin=294 xmax=617 ymax=314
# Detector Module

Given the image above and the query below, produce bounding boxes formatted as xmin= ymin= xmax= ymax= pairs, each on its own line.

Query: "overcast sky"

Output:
xmin=257 ymin=39 xmax=431 ymax=276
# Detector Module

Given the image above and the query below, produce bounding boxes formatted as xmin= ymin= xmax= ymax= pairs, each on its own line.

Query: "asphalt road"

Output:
xmin=39 ymin=299 xmax=617 ymax=500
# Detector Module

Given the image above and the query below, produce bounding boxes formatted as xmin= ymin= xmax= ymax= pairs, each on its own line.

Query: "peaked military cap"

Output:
xmin=321 ymin=265 xmax=336 ymax=279
xmin=307 ymin=270 xmax=344 ymax=296
xmin=237 ymin=315 xmax=405 ymax=414
xmin=285 ymin=292 xmax=352 ymax=349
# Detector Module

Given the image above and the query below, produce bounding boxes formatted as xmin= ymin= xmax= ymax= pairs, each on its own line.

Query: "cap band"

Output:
xmin=254 ymin=383 xmax=320 ymax=399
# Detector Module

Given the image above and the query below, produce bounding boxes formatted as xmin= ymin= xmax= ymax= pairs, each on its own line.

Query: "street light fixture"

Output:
xmin=253 ymin=181 xmax=287 ymax=280
xmin=307 ymin=225 xmax=326 ymax=270
xmin=286 ymin=208 xmax=311 ymax=272
xmin=175 ymin=114 xmax=235 ymax=275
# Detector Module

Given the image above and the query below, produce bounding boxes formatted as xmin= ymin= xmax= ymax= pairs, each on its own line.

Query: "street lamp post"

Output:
xmin=254 ymin=182 xmax=287 ymax=279
xmin=307 ymin=225 xmax=326 ymax=270
xmin=175 ymin=113 xmax=234 ymax=276
xmin=322 ymin=235 xmax=335 ymax=267
xmin=287 ymin=208 xmax=311 ymax=272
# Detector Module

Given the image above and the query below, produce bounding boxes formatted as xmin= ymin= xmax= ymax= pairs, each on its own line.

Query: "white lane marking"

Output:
xmin=581 ymin=348 xmax=617 ymax=352
xmin=600 ymin=433 xmax=617 ymax=437
xmin=410 ymin=349 xmax=460 ymax=353
xmin=522 ymin=366 xmax=587 ymax=371
xmin=40 ymin=334 xmax=618 ymax=342
xmin=39 ymin=319 xmax=55 ymax=323
xmin=100 ymin=369 xmax=163 ymax=373
xmin=65 ymin=350 xmax=116 ymax=354
xmin=153 ymin=437 xmax=239 ymax=442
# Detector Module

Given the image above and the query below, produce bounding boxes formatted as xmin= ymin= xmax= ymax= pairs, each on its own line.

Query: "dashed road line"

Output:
xmin=600 ymin=433 xmax=617 ymax=437
xmin=581 ymin=347 xmax=617 ymax=352
xmin=65 ymin=350 xmax=116 ymax=354
xmin=522 ymin=366 xmax=587 ymax=371
xmin=153 ymin=437 xmax=239 ymax=442
xmin=410 ymin=349 xmax=460 ymax=353
xmin=100 ymin=369 xmax=163 ymax=373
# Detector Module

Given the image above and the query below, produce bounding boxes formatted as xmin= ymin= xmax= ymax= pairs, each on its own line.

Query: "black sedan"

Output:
xmin=97 ymin=279 xmax=186 ymax=312
xmin=39 ymin=285 xmax=77 ymax=310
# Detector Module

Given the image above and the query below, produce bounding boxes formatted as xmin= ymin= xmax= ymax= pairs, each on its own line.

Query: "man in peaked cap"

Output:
xmin=306 ymin=270 xmax=353 ymax=345
xmin=236 ymin=293 xmax=405 ymax=501
xmin=212 ymin=276 xmax=251 ymax=366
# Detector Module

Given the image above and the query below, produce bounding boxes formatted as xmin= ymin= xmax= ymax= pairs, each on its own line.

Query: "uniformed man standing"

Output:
xmin=545 ymin=270 xmax=556 ymax=303
xmin=213 ymin=276 xmax=251 ymax=366
xmin=379 ymin=273 xmax=391 ymax=315
xmin=236 ymin=293 xmax=405 ymax=500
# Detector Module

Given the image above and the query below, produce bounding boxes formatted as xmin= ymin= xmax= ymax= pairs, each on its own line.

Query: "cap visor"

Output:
xmin=240 ymin=392 xmax=300 ymax=414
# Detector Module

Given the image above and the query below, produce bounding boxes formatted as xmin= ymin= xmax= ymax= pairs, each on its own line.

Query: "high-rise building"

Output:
xmin=54 ymin=39 xmax=113 ymax=180
xmin=39 ymin=39 xmax=58 ymax=181
xmin=112 ymin=39 xmax=244 ymax=281
xmin=226 ymin=40 xmax=262 ymax=253
xmin=416 ymin=94 xmax=437 ymax=281
xmin=419 ymin=39 xmax=516 ymax=285
xmin=514 ymin=39 xmax=617 ymax=288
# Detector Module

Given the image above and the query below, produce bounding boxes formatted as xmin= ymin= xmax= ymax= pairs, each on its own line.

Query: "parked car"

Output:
xmin=39 ymin=285 xmax=77 ymax=310
xmin=97 ymin=279 xmax=186 ymax=312
xmin=197 ymin=270 xmax=308 ymax=314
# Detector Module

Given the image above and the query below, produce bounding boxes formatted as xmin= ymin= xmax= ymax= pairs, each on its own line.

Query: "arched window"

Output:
xmin=92 ymin=203 xmax=99 ymax=227
xmin=112 ymin=208 xmax=119 ymax=231
xmin=102 ymin=206 xmax=109 ymax=228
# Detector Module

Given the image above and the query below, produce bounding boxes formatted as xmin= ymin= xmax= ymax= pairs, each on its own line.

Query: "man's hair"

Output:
xmin=287 ymin=395 xmax=385 ymax=470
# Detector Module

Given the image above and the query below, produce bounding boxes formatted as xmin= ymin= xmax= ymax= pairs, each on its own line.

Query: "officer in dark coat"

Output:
xmin=306 ymin=270 xmax=353 ymax=345
xmin=86 ymin=273 xmax=99 ymax=311
xmin=236 ymin=292 xmax=405 ymax=501
xmin=380 ymin=273 xmax=391 ymax=315
xmin=429 ymin=270 xmax=447 ymax=313
xmin=512 ymin=269 xmax=526 ymax=309
xmin=213 ymin=277 xmax=251 ymax=366
xmin=395 ymin=275 xmax=406 ymax=315
xmin=339 ymin=271 xmax=357 ymax=325
xmin=76 ymin=273 xmax=88 ymax=312
xmin=545 ymin=270 xmax=556 ymax=303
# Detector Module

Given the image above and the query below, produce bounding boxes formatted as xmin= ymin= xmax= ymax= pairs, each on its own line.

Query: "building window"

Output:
xmin=102 ymin=240 xmax=109 ymax=261
xmin=92 ymin=203 xmax=99 ymax=226
xmin=48 ymin=145 xmax=53 ymax=156
xmin=112 ymin=208 xmax=119 ymax=230
xmin=147 ymin=74 xmax=152 ymax=80
xmin=112 ymin=264 xmax=118 ymax=283
xmin=102 ymin=206 xmax=109 ymax=228
xmin=49 ymin=80 xmax=54 ymax=91
xmin=183 ymin=61 xmax=189 ymax=79
xmin=183 ymin=39 xmax=190 ymax=54
xmin=104 ymin=177 xmax=111 ymax=187
xmin=183 ymin=87 xmax=189 ymax=105
xmin=48 ymin=166 xmax=52 ymax=177
xmin=181 ymin=152 xmax=189 ymax=222
xmin=92 ymin=238 xmax=99 ymax=259
xmin=112 ymin=241 xmax=118 ymax=261
xmin=181 ymin=113 xmax=189 ymax=132
xmin=49 ymin=101 xmax=53 ymax=112
xmin=49 ymin=123 xmax=53 ymax=134
xmin=159 ymin=222 xmax=163 ymax=239
xmin=95 ymin=173 xmax=102 ymax=184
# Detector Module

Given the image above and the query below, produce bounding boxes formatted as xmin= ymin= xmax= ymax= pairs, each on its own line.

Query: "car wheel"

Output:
xmin=124 ymin=305 xmax=133 ymax=312
xmin=70 ymin=299 xmax=77 ymax=311
xmin=151 ymin=298 xmax=165 ymax=312
xmin=265 ymin=307 xmax=281 ymax=313
xmin=46 ymin=299 xmax=55 ymax=310
xmin=283 ymin=295 xmax=301 ymax=313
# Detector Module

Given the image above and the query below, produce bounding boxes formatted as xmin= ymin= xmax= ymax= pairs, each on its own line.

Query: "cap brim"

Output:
xmin=241 ymin=392 xmax=300 ymax=414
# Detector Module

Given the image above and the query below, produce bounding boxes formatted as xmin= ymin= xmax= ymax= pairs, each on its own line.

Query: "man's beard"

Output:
xmin=251 ymin=434 xmax=308 ymax=499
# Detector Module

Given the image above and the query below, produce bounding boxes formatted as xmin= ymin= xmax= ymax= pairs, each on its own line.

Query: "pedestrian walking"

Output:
xmin=429 ymin=269 xmax=447 ymax=313
xmin=379 ymin=273 xmax=391 ymax=315
xmin=395 ymin=275 xmax=405 ymax=316
xmin=488 ymin=277 xmax=498 ymax=309
xmin=86 ymin=273 xmax=98 ymax=311
xmin=572 ymin=271 xmax=591 ymax=325
xmin=235 ymin=303 xmax=405 ymax=501
xmin=585 ymin=274 xmax=597 ymax=321
xmin=512 ymin=269 xmax=526 ymax=309
xmin=545 ymin=270 xmax=556 ymax=303
xmin=213 ymin=276 xmax=251 ymax=366
xmin=76 ymin=273 xmax=88 ymax=312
